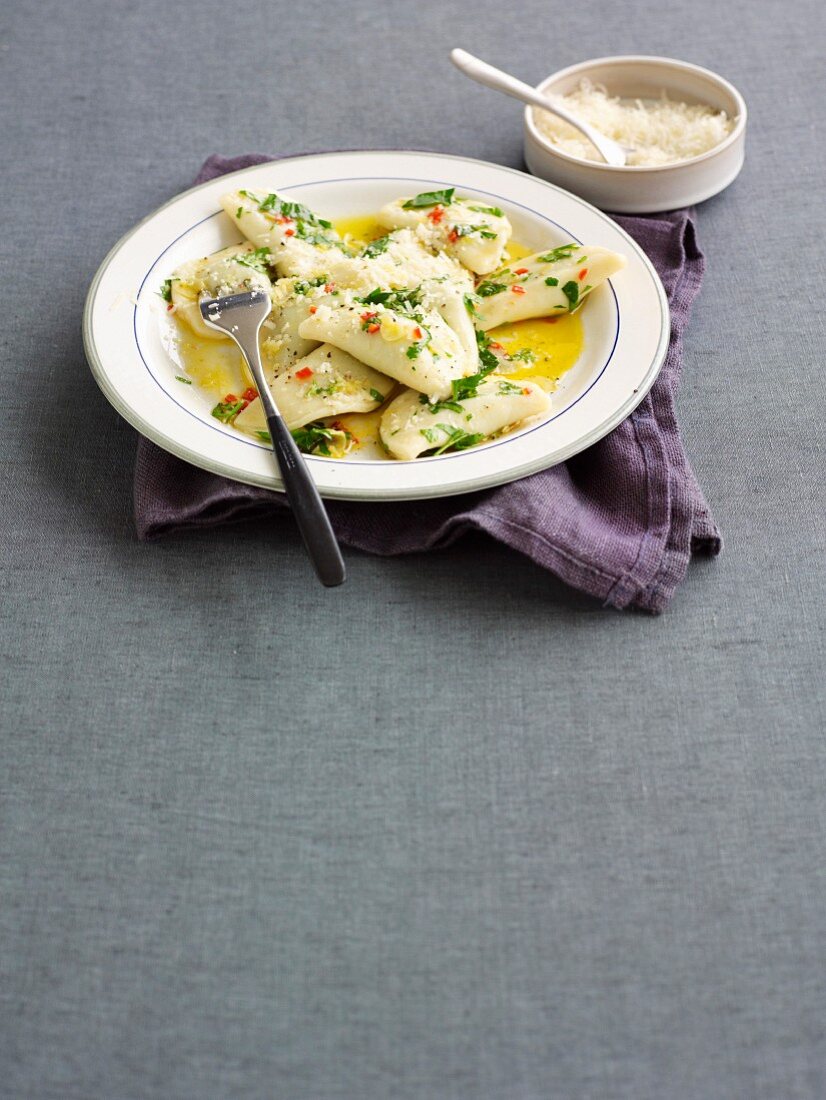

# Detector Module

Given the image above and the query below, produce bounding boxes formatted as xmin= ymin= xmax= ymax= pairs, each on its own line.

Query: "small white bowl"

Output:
xmin=523 ymin=55 xmax=747 ymax=213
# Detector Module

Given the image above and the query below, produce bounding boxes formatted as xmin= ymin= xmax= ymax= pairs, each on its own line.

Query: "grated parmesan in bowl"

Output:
xmin=533 ymin=78 xmax=735 ymax=167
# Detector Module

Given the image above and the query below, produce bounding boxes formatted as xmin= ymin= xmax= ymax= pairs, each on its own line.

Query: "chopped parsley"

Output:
xmin=476 ymin=329 xmax=500 ymax=373
xmin=418 ymin=393 xmax=464 ymax=414
xmin=508 ymin=348 xmax=536 ymax=364
xmin=362 ymin=235 xmax=391 ymax=258
xmin=252 ymin=191 xmax=333 ymax=228
xmin=236 ymin=206 xmax=243 ymax=219
xmin=450 ymin=331 xmax=499 ymax=401
xmin=359 ymin=285 xmax=423 ymax=316
xmin=159 ymin=278 xmax=174 ymax=302
xmin=561 ymin=280 xmax=579 ymax=307
xmin=406 ymin=343 xmax=422 ymax=359
xmin=369 ymin=388 xmax=386 ymax=404
xmin=463 ymin=293 xmax=479 ymax=317
xmin=291 ymin=422 xmax=337 ymax=456
xmin=538 ymin=244 xmax=579 ymax=263
xmin=293 ymin=275 xmax=328 ymax=296
xmin=174 ymin=375 xmax=191 ymax=384
xmin=236 ymin=246 xmax=273 ymax=273
xmin=255 ymin=430 xmax=272 ymax=443
xmin=544 ymin=276 xmax=559 ymax=287
xmin=497 ymin=380 xmax=525 ymax=395
xmin=419 ymin=423 xmax=485 ymax=455
xmin=466 ymin=203 xmax=503 ymax=217
xmin=294 ymin=221 xmax=343 ymax=248
xmin=451 ymin=223 xmax=497 ymax=240
xmin=211 ymin=399 xmax=245 ymax=423
xmin=307 ymin=379 xmax=341 ymax=398
xmin=401 ymin=187 xmax=455 ymax=209
xmin=475 ymin=280 xmax=508 ymax=298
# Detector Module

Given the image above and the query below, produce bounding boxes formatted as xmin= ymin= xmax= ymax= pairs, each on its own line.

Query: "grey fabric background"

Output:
xmin=1 ymin=1 xmax=825 ymax=1097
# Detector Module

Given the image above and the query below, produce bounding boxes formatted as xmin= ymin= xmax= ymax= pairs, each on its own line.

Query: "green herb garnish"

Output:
xmin=256 ymin=192 xmax=332 ymax=228
xmin=174 ymin=375 xmax=191 ymax=384
xmin=159 ymin=278 xmax=173 ymax=302
xmin=427 ymin=424 xmax=485 ymax=456
xmin=544 ymin=276 xmax=559 ymax=287
xmin=291 ymin=422 xmax=335 ymax=456
xmin=450 ymin=331 xmax=499 ymax=401
xmin=508 ymin=348 xmax=536 ymax=364
xmin=402 ymin=188 xmax=455 ymax=209
xmin=236 ymin=246 xmax=272 ymax=273
xmin=466 ymin=204 xmax=503 ymax=217
xmin=255 ymin=430 xmax=272 ymax=443
xmin=418 ymin=393 xmax=464 ymax=414
xmin=450 ymin=224 xmax=497 ymax=240
xmin=538 ymin=244 xmax=578 ymax=263
xmin=293 ymin=276 xmax=328 ymax=296
xmin=359 ymin=286 xmax=423 ymax=316
xmin=463 ymin=293 xmax=479 ymax=317
xmin=562 ymin=281 xmax=579 ymax=307
xmin=211 ymin=399 xmax=245 ymax=423
xmin=362 ymin=235 xmax=391 ymax=258
xmin=369 ymin=388 xmax=386 ymax=404
xmin=475 ymin=280 xmax=507 ymax=298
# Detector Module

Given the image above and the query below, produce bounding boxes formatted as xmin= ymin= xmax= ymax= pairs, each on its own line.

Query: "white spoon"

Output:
xmin=450 ymin=48 xmax=628 ymax=167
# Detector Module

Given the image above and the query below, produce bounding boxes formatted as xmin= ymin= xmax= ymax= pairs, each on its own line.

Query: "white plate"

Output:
xmin=83 ymin=150 xmax=669 ymax=500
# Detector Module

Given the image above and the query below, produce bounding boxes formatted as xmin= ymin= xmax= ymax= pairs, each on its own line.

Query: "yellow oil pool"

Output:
xmin=490 ymin=313 xmax=584 ymax=391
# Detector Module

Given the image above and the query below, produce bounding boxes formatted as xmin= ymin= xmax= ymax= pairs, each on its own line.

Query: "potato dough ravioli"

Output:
xmin=163 ymin=186 xmax=626 ymax=460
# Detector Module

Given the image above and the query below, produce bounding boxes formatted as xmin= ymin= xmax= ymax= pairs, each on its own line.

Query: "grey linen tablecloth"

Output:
xmin=135 ymin=153 xmax=721 ymax=611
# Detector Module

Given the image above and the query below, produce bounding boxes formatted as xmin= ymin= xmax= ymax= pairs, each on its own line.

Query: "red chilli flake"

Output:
xmin=295 ymin=367 xmax=314 ymax=380
xmin=513 ymin=267 xmax=529 ymax=275
xmin=447 ymin=228 xmax=459 ymax=244
xmin=366 ymin=323 xmax=380 ymax=334
xmin=284 ymin=228 xmax=295 ymax=237
xmin=324 ymin=283 xmax=334 ymax=292
xmin=488 ymin=341 xmax=504 ymax=351
xmin=224 ymin=393 xmax=238 ymax=403
xmin=578 ymin=268 xmax=588 ymax=280
xmin=309 ymin=305 xmax=318 ymax=314
xmin=242 ymin=388 xmax=258 ymax=402
xmin=413 ymin=326 xmax=423 ymax=340
xmin=511 ymin=285 xmax=527 ymax=295
xmin=427 ymin=206 xmax=445 ymax=224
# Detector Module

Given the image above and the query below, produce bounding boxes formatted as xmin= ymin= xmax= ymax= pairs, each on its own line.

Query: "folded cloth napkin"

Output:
xmin=134 ymin=153 xmax=721 ymax=613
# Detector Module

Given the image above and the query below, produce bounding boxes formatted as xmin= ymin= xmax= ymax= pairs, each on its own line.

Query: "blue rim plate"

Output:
xmin=83 ymin=150 xmax=668 ymax=500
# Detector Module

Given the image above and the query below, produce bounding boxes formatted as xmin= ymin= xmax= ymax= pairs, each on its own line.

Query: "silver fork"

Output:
xmin=199 ymin=289 xmax=345 ymax=587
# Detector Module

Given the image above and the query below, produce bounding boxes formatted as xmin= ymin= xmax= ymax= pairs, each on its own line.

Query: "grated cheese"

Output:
xmin=534 ymin=79 xmax=734 ymax=166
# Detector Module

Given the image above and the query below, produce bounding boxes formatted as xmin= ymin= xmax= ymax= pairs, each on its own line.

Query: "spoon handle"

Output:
xmin=265 ymin=413 xmax=346 ymax=588
xmin=450 ymin=48 xmax=624 ymax=167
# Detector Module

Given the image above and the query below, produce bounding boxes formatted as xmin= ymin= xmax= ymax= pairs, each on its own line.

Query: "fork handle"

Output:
xmin=266 ymin=413 xmax=346 ymax=588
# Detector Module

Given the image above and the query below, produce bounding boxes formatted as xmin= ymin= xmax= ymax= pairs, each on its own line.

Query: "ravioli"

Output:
xmin=164 ymin=185 xmax=627 ymax=461
xmin=380 ymin=376 xmax=550 ymax=461
xmin=472 ymin=244 xmax=626 ymax=330
xmin=234 ymin=344 xmax=393 ymax=435
xmin=377 ymin=189 xmax=512 ymax=274
xmin=221 ymin=189 xmax=350 ymax=279
xmin=170 ymin=244 xmax=272 ymax=340
xmin=324 ymin=228 xmax=470 ymax=296
xmin=259 ymin=276 xmax=324 ymax=380
xmin=298 ymin=292 xmax=474 ymax=399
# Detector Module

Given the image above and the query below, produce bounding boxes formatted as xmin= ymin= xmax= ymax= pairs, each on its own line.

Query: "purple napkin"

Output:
xmin=135 ymin=154 xmax=721 ymax=613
